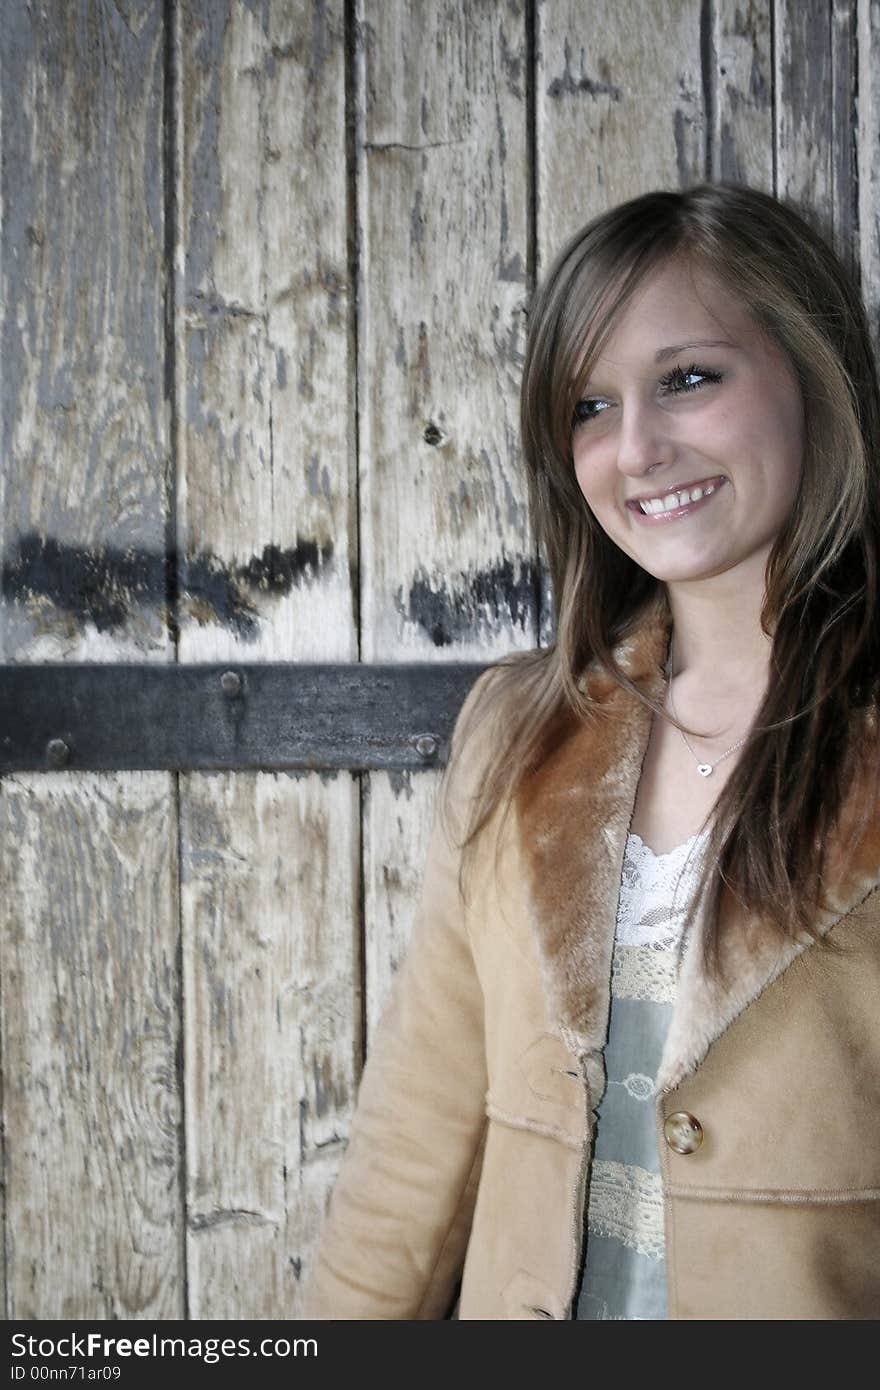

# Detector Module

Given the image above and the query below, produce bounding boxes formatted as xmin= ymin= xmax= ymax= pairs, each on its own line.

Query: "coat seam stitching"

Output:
xmin=665 ymin=1184 xmax=880 ymax=1204
xmin=485 ymin=1101 xmax=583 ymax=1151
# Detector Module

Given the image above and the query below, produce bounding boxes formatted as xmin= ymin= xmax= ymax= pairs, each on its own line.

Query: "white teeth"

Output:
xmin=638 ymin=482 xmax=717 ymax=515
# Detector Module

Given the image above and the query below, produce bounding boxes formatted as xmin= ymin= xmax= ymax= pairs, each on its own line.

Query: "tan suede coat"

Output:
xmin=304 ymin=594 xmax=880 ymax=1320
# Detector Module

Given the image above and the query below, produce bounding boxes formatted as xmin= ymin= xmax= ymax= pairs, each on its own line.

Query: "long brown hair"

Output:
xmin=442 ymin=181 xmax=880 ymax=976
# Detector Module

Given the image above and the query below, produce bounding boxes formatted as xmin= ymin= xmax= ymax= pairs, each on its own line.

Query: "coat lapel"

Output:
xmin=656 ymin=708 xmax=880 ymax=1093
xmin=514 ymin=590 xmax=670 ymax=1063
xmin=514 ymin=591 xmax=880 ymax=1096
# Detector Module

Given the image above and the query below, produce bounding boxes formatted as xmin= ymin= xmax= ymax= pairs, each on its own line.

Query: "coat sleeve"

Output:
xmin=301 ymin=672 xmax=495 ymax=1320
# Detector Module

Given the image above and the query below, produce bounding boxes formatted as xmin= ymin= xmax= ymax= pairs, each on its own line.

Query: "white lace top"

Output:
xmin=576 ymin=827 xmax=710 ymax=1321
xmin=611 ymin=829 xmax=709 ymax=1005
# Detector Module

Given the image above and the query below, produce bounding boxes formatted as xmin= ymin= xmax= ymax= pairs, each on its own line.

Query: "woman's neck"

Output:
xmin=664 ymin=571 xmax=772 ymax=695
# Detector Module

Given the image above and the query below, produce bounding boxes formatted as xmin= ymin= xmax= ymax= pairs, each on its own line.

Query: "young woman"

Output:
xmin=303 ymin=183 xmax=880 ymax=1320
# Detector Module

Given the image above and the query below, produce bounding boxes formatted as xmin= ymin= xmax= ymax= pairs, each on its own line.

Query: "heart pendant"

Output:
xmin=697 ymin=763 xmax=713 ymax=777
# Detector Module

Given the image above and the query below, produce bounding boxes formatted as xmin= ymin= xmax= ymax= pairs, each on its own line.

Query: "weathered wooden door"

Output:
xmin=1 ymin=0 xmax=877 ymax=1319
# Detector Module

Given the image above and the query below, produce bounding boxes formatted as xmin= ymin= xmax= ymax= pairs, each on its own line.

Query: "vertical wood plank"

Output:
xmin=356 ymin=0 xmax=533 ymax=663
xmin=0 ymin=773 xmax=182 ymax=1319
xmin=775 ymin=0 xmax=858 ymax=267
xmin=775 ymin=2 xmax=831 ymax=224
xmin=182 ymin=770 xmax=359 ymax=1319
xmin=353 ymin=0 xmax=531 ymax=1159
xmin=355 ymin=0 xmax=532 ymax=1208
xmin=176 ymin=0 xmax=354 ymax=662
xmin=858 ymin=0 xmax=880 ymax=356
xmin=0 ymin=0 xmax=180 ymax=1323
xmin=174 ymin=1 xmax=360 ymax=1316
xmin=0 ymin=0 xmax=170 ymax=662
xmin=832 ymin=0 xmax=859 ymax=279
xmin=535 ymin=0 xmax=707 ymax=272
xmin=712 ymin=0 xmax=774 ymax=188
xmin=363 ymin=770 xmax=439 ymax=1041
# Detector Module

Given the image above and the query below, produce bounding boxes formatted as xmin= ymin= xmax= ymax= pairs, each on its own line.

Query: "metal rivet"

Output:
xmin=413 ymin=734 xmax=439 ymax=759
xmin=423 ymin=422 xmax=443 ymax=446
xmin=47 ymin=738 xmax=70 ymax=768
xmin=220 ymin=670 xmax=242 ymax=697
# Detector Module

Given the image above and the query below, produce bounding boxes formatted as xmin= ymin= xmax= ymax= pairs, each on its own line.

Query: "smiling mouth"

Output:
xmin=626 ymin=476 xmax=726 ymax=516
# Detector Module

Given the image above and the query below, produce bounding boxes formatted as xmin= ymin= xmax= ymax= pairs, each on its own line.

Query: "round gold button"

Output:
xmin=664 ymin=1111 xmax=704 ymax=1154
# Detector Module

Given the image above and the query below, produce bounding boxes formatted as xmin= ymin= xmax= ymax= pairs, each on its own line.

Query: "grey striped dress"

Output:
xmin=575 ymin=828 xmax=709 ymax=1320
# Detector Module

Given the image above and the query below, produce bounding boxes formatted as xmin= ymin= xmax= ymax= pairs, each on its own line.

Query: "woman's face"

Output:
xmin=570 ymin=257 xmax=805 ymax=592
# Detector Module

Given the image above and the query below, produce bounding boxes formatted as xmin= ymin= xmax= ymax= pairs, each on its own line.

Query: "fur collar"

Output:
xmin=514 ymin=590 xmax=880 ymax=1095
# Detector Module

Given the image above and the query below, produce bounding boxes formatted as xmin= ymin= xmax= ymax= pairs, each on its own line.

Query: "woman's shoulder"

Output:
xmin=450 ymin=647 xmax=550 ymax=754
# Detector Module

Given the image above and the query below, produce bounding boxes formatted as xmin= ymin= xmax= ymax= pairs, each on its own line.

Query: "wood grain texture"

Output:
xmin=831 ymin=0 xmax=859 ymax=279
xmin=363 ymin=769 xmax=440 ymax=1041
xmin=0 ymin=0 xmax=170 ymax=662
xmin=535 ymin=0 xmax=706 ymax=271
xmin=176 ymin=0 xmax=354 ymax=661
xmin=712 ymin=0 xmax=774 ymax=187
xmin=775 ymin=0 xmax=858 ymax=266
xmin=356 ymin=0 xmax=535 ymax=662
xmin=858 ymin=0 xmax=880 ymax=354
xmin=0 ymin=772 xmax=182 ymax=1318
xmin=181 ymin=768 xmax=359 ymax=1318
xmin=173 ymin=0 xmax=361 ymax=1320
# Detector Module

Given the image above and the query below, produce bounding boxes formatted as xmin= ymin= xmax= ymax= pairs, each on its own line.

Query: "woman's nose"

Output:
xmin=614 ymin=400 xmax=674 ymax=477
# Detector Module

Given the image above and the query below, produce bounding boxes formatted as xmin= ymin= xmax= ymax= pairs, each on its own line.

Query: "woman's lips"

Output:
xmin=626 ymin=476 xmax=727 ymax=524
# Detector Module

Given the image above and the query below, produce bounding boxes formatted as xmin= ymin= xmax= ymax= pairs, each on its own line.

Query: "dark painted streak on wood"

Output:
xmin=402 ymin=556 xmax=538 ymax=646
xmin=2 ymin=533 xmax=334 ymax=638
xmin=545 ymin=40 xmax=622 ymax=102
xmin=184 ymin=540 xmax=335 ymax=636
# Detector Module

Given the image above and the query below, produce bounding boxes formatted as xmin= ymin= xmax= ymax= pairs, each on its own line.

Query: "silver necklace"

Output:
xmin=665 ymin=637 xmax=750 ymax=778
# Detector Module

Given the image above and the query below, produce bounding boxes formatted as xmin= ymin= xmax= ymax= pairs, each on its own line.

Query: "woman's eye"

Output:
xmin=659 ymin=362 xmax=723 ymax=395
xmin=572 ymin=397 xmax=610 ymax=429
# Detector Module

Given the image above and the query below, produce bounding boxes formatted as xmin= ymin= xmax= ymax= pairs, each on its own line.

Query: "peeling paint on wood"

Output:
xmin=774 ymin=0 xmax=861 ymax=269
xmin=536 ymin=0 xmax=706 ymax=269
xmin=356 ymin=0 xmax=535 ymax=662
xmin=175 ymin=0 xmax=359 ymax=1318
xmin=364 ymin=770 xmax=440 ymax=1039
xmin=181 ymin=769 xmax=359 ymax=1318
xmin=0 ymin=1 xmax=169 ymax=664
xmin=0 ymin=772 xmax=182 ymax=1318
xmin=831 ymin=0 xmax=859 ymax=282
xmin=175 ymin=0 xmax=353 ymax=667
xmin=712 ymin=0 xmax=773 ymax=187
xmin=177 ymin=0 xmax=354 ymax=664
xmin=776 ymin=0 xmax=835 ymax=241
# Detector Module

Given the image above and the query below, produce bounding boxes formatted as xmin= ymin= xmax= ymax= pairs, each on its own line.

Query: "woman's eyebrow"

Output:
xmin=654 ymin=338 xmax=739 ymax=362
